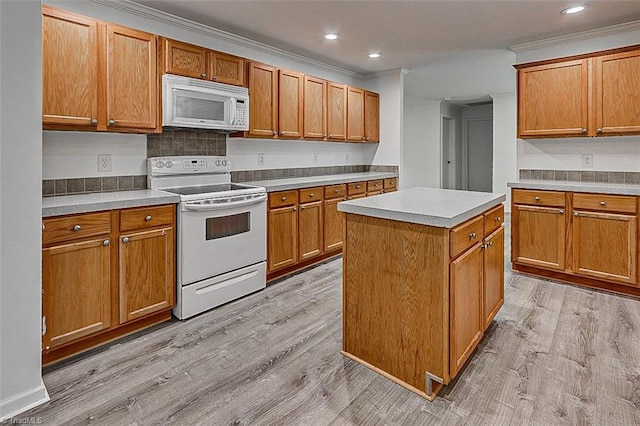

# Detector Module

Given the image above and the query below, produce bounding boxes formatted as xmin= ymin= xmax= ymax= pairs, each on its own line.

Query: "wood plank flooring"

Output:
xmin=23 ymin=214 xmax=640 ymax=425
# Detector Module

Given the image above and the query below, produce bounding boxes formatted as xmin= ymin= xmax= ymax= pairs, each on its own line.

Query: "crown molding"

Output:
xmin=90 ymin=0 xmax=362 ymax=79
xmin=361 ymin=67 xmax=410 ymax=80
xmin=510 ymin=20 xmax=640 ymax=53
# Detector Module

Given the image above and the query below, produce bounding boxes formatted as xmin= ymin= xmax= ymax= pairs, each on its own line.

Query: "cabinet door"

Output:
xmin=347 ymin=87 xmax=365 ymax=142
xmin=119 ymin=227 xmax=174 ymax=323
xmin=299 ymin=201 xmax=323 ymax=261
xmin=248 ymin=62 xmax=279 ymax=137
xmin=517 ymin=60 xmax=589 ymax=138
xmin=450 ymin=243 xmax=483 ymax=378
xmin=327 ymin=82 xmax=347 ymax=140
xmin=106 ymin=24 xmax=158 ymax=130
xmin=572 ymin=210 xmax=637 ymax=285
xmin=512 ymin=204 xmax=566 ymax=270
xmin=42 ymin=237 xmax=111 ymax=350
xmin=323 ymin=197 xmax=345 ymax=252
xmin=42 ymin=6 xmax=98 ymax=128
xmin=594 ymin=49 xmax=640 ymax=136
xmin=279 ymin=70 xmax=304 ymax=138
xmin=268 ymin=205 xmax=298 ymax=272
xmin=303 ymin=76 xmax=327 ymax=139
xmin=483 ymin=227 xmax=504 ymax=329
xmin=210 ymin=51 xmax=245 ymax=86
xmin=162 ymin=38 xmax=207 ymax=79
xmin=364 ymin=91 xmax=380 ymax=142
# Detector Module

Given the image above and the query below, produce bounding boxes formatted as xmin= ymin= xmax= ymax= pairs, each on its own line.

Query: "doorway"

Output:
xmin=462 ymin=103 xmax=493 ymax=192
xmin=441 ymin=115 xmax=456 ymax=189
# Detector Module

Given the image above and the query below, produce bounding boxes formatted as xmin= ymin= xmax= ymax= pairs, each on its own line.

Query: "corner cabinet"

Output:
xmin=516 ymin=44 xmax=640 ymax=138
xmin=42 ymin=204 xmax=176 ymax=365
xmin=42 ymin=6 xmax=159 ymax=133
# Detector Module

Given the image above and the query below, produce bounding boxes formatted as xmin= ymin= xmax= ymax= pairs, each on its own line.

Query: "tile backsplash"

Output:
xmin=147 ymin=129 xmax=226 ymax=157
xmin=519 ymin=169 xmax=640 ymax=185
xmin=232 ymin=165 xmax=399 ymax=183
xmin=43 ymin=175 xmax=147 ymax=197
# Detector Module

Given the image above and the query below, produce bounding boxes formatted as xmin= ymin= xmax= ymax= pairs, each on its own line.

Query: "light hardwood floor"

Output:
xmin=24 ymin=215 xmax=640 ymax=425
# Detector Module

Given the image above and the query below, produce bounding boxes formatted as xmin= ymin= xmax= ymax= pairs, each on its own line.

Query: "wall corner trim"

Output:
xmin=0 ymin=380 xmax=49 ymax=422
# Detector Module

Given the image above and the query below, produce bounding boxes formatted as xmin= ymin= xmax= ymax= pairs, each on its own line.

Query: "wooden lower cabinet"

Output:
xmin=42 ymin=205 xmax=175 ymax=364
xmin=324 ymin=196 xmax=345 ymax=252
xmin=512 ymin=204 xmax=566 ymax=270
xmin=483 ymin=227 xmax=505 ymax=328
xmin=267 ymin=203 xmax=298 ymax=272
xmin=298 ymin=200 xmax=323 ymax=261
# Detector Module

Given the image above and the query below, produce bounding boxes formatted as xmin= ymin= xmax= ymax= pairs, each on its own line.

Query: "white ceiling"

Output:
xmin=133 ymin=0 xmax=640 ymax=104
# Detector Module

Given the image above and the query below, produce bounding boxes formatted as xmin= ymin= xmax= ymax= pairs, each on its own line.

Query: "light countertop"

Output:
xmin=43 ymin=190 xmax=180 ymax=217
xmin=337 ymin=187 xmax=505 ymax=228
xmin=508 ymin=180 xmax=640 ymax=196
xmin=244 ymin=172 xmax=397 ymax=192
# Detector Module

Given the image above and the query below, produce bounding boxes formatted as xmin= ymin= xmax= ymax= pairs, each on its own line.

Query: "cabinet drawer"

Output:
xmin=483 ymin=204 xmax=504 ymax=236
xmin=383 ymin=178 xmax=397 ymax=190
xmin=573 ymin=193 xmax=637 ymax=214
xmin=513 ymin=189 xmax=566 ymax=207
xmin=348 ymin=181 xmax=366 ymax=195
xmin=324 ymin=184 xmax=346 ymax=199
xmin=367 ymin=180 xmax=383 ymax=193
xmin=299 ymin=187 xmax=324 ymax=203
xmin=269 ymin=190 xmax=298 ymax=208
xmin=450 ymin=215 xmax=484 ymax=258
xmin=120 ymin=205 xmax=174 ymax=232
xmin=43 ymin=212 xmax=111 ymax=246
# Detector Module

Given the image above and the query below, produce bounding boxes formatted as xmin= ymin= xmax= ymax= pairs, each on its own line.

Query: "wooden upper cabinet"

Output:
xmin=106 ymin=24 xmax=157 ymax=131
xmin=517 ymin=59 xmax=589 ymax=138
xmin=278 ymin=69 xmax=304 ymax=138
xmin=162 ymin=38 xmax=207 ymax=79
xmin=304 ymin=76 xmax=327 ymax=139
xmin=347 ymin=86 xmax=365 ymax=142
xmin=364 ymin=91 xmax=380 ymax=142
xmin=327 ymin=82 xmax=347 ymax=140
xmin=248 ymin=62 xmax=279 ymax=137
xmin=210 ymin=51 xmax=245 ymax=86
xmin=42 ymin=6 xmax=98 ymax=128
xmin=594 ymin=49 xmax=640 ymax=136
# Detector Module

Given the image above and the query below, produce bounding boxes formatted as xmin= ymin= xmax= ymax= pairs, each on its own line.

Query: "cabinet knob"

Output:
xmin=280 ymin=131 xmax=285 ymax=136
xmin=599 ymin=201 xmax=606 ymax=206
xmin=91 ymin=118 xmax=98 ymax=125
xmin=292 ymin=206 xmax=297 ymax=211
xmin=597 ymin=128 xmax=603 ymax=133
xmin=145 ymin=215 xmax=152 ymax=221
xmin=201 ymin=73 xmax=207 ymax=78
xmin=272 ymin=130 xmax=276 ymax=136
xmin=108 ymin=119 xmax=116 ymax=126
xmin=375 ymin=183 xmax=379 ymax=187
xmin=45 ymin=345 xmax=50 ymax=351
xmin=73 ymin=224 xmax=82 ymax=232
xmin=487 ymin=241 xmax=493 ymax=247
xmin=103 ymin=239 xmax=110 ymax=246
xmin=573 ymin=212 xmax=579 ymax=217
xmin=356 ymin=185 xmax=360 ymax=189
xmin=534 ymin=196 xmax=540 ymax=201
xmin=213 ymin=76 xmax=217 ymax=81
xmin=582 ymin=128 xmax=587 ymax=133
xmin=122 ymin=237 xmax=130 ymax=243
xmin=309 ymin=193 xmax=314 ymax=197
xmin=301 ymin=206 xmax=305 ymax=210
xmin=495 ymin=216 xmax=501 ymax=222
xmin=334 ymin=189 xmax=339 ymax=193
xmin=281 ymin=196 xmax=287 ymax=201
xmin=559 ymin=209 xmax=564 ymax=215
xmin=469 ymin=232 xmax=477 ymax=239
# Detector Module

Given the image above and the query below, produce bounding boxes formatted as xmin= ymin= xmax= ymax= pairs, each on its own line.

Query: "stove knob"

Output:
xmin=222 ymin=160 xmax=228 ymax=166
xmin=165 ymin=160 xmax=173 ymax=168
xmin=215 ymin=160 xmax=221 ymax=166
xmin=156 ymin=161 xmax=164 ymax=168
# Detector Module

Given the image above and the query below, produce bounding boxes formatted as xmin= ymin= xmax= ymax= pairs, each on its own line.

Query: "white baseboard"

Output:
xmin=0 ymin=380 xmax=49 ymax=422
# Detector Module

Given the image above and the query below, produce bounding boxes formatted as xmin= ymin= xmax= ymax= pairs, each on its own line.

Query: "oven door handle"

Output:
xmin=183 ymin=194 xmax=267 ymax=211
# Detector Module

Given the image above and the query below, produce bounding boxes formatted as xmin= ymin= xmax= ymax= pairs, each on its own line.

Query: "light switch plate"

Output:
xmin=313 ymin=153 xmax=318 ymax=164
xmin=98 ymin=154 xmax=111 ymax=172
xmin=582 ymin=154 xmax=593 ymax=168
xmin=258 ymin=153 xmax=265 ymax=166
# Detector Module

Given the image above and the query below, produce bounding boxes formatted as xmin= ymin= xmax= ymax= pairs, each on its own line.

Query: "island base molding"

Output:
xmin=512 ymin=263 xmax=640 ymax=298
xmin=340 ymin=351 xmax=442 ymax=401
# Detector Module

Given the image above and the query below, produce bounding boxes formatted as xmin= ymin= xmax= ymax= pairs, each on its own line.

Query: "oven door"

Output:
xmin=178 ymin=194 xmax=266 ymax=286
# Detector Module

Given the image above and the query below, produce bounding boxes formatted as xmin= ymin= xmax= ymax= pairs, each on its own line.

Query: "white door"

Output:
xmin=466 ymin=118 xmax=493 ymax=192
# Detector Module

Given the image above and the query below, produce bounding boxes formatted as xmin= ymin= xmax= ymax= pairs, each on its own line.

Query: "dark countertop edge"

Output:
xmin=243 ymin=172 xmax=398 ymax=192
xmin=42 ymin=192 xmax=180 ymax=218
xmin=508 ymin=180 xmax=640 ymax=196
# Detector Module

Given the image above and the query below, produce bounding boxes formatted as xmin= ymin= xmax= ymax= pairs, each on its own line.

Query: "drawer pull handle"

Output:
xmin=309 ymin=193 xmax=314 ymax=197
xmin=574 ymin=212 xmax=579 ymax=217
xmin=281 ymin=196 xmax=287 ymax=201
xmin=122 ymin=237 xmax=130 ymax=243
xmin=534 ymin=196 xmax=540 ymax=201
xmin=495 ymin=216 xmax=501 ymax=222
xmin=73 ymin=225 xmax=82 ymax=232
xmin=334 ymin=189 xmax=339 ymax=193
xmin=559 ymin=209 xmax=564 ymax=215
xmin=301 ymin=206 xmax=305 ymax=210
xmin=600 ymin=201 xmax=606 ymax=206
xmin=469 ymin=232 xmax=477 ymax=239
xmin=145 ymin=215 xmax=152 ymax=221
xmin=292 ymin=206 xmax=297 ymax=211
xmin=356 ymin=185 xmax=360 ymax=189
xmin=201 ymin=73 xmax=207 ymax=78
xmin=582 ymin=128 xmax=587 ymax=133
xmin=103 ymin=239 xmax=110 ymax=246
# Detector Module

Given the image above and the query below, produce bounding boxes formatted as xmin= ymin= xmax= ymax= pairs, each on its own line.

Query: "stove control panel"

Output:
xmin=148 ymin=156 xmax=232 ymax=175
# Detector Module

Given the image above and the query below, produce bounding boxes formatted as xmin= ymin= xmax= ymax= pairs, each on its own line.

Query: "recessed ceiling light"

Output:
xmin=323 ymin=33 xmax=340 ymax=40
xmin=368 ymin=52 xmax=381 ymax=58
xmin=561 ymin=5 xmax=587 ymax=14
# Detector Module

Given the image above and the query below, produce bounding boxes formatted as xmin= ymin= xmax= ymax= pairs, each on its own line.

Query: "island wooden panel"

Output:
xmin=342 ymin=214 xmax=449 ymax=399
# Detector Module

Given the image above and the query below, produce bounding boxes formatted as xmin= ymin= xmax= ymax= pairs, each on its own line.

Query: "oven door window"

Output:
xmin=206 ymin=212 xmax=250 ymax=240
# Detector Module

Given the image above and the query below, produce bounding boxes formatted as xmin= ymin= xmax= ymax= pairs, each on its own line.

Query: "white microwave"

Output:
xmin=162 ymin=74 xmax=249 ymax=131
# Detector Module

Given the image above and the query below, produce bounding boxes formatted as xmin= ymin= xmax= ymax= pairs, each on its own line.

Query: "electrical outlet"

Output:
xmin=97 ymin=154 xmax=111 ymax=172
xmin=582 ymin=154 xmax=593 ymax=168
xmin=345 ymin=153 xmax=350 ymax=164
xmin=313 ymin=153 xmax=318 ymax=164
xmin=258 ymin=153 xmax=265 ymax=166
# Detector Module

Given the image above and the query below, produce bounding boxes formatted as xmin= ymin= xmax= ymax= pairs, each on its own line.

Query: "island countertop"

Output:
xmin=337 ymin=187 xmax=506 ymax=228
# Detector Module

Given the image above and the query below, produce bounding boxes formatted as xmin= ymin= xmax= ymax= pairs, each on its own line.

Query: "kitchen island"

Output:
xmin=338 ymin=187 xmax=506 ymax=400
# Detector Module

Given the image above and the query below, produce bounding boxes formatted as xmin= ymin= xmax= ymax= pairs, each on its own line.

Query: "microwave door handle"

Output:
xmin=229 ymin=98 xmax=237 ymax=125
xmin=183 ymin=194 xmax=267 ymax=211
